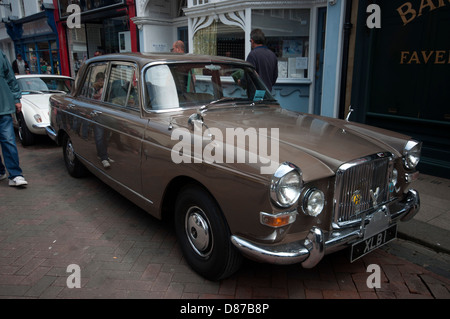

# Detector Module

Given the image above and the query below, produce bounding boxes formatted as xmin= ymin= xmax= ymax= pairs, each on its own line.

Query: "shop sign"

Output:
xmin=397 ymin=0 xmax=450 ymax=26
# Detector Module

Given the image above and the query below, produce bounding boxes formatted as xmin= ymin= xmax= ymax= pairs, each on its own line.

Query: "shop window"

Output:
xmin=193 ymin=16 xmax=245 ymax=60
xmin=252 ymin=9 xmax=310 ymax=79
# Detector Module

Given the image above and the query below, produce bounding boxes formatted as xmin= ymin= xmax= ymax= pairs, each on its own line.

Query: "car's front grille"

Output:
xmin=333 ymin=153 xmax=394 ymax=227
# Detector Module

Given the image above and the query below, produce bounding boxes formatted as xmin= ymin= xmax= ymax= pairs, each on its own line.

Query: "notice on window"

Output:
xmin=152 ymin=43 xmax=168 ymax=52
xmin=296 ymin=57 xmax=308 ymax=70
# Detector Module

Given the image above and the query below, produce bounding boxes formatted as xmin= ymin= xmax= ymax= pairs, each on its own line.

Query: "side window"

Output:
xmin=80 ymin=63 xmax=107 ymax=100
xmin=144 ymin=65 xmax=179 ymax=110
xmin=105 ymin=64 xmax=138 ymax=108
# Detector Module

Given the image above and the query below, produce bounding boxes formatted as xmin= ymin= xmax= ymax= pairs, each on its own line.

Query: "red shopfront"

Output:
xmin=53 ymin=0 xmax=138 ymax=77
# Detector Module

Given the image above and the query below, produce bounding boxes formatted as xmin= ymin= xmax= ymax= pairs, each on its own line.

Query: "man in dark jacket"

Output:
xmin=12 ymin=53 xmax=29 ymax=75
xmin=246 ymin=29 xmax=278 ymax=92
xmin=0 ymin=49 xmax=28 ymax=186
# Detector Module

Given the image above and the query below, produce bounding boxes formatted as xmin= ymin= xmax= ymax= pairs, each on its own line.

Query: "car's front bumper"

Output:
xmin=231 ymin=189 xmax=420 ymax=268
xmin=45 ymin=125 xmax=58 ymax=142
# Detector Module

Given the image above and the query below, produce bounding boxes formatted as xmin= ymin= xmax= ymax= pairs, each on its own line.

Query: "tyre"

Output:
xmin=17 ymin=113 xmax=35 ymax=146
xmin=63 ymin=134 xmax=87 ymax=178
xmin=174 ymin=185 xmax=242 ymax=281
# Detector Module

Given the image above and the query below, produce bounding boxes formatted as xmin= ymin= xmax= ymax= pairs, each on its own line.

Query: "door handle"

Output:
xmin=90 ymin=110 xmax=102 ymax=117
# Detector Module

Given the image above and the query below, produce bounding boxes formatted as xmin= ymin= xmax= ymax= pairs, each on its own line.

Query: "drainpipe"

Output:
xmin=339 ymin=0 xmax=353 ymax=119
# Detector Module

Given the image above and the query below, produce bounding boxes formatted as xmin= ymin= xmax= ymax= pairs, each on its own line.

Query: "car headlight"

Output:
xmin=302 ymin=188 xmax=325 ymax=217
xmin=403 ymin=140 xmax=421 ymax=169
xmin=270 ymin=162 xmax=303 ymax=208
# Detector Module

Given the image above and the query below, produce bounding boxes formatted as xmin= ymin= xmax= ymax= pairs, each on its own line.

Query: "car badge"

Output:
xmin=351 ymin=190 xmax=362 ymax=213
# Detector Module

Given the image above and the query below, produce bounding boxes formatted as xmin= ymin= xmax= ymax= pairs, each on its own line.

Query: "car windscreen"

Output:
xmin=143 ymin=63 xmax=276 ymax=111
xmin=18 ymin=77 xmax=73 ymax=94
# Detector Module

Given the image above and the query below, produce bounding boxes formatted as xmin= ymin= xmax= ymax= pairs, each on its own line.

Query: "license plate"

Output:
xmin=350 ymin=224 xmax=397 ymax=262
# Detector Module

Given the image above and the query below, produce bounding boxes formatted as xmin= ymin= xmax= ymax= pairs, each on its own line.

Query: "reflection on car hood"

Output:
xmin=173 ymin=105 xmax=410 ymax=181
xmin=21 ymin=94 xmax=52 ymax=110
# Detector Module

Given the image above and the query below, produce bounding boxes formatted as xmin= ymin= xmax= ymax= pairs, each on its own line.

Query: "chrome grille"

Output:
xmin=333 ymin=153 xmax=394 ymax=227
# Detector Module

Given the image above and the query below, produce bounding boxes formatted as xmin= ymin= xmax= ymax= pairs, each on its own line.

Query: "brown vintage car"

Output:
xmin=47 ymin=53 xmax=421 ymax=280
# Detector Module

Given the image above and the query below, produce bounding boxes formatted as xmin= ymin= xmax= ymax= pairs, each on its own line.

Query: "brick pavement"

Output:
xmin=0 ymin=137 xmax=449 ymax=299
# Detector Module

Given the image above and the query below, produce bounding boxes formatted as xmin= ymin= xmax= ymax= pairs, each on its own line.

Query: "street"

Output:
xmin=0 ymin=135 xmax=449 ymax=300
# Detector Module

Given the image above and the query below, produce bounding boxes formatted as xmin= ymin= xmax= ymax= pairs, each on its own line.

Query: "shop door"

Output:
xmin=314 ymin=7 xmax=327 ymax=115
xmin=365 ymin=0 xmax=450 ymax=177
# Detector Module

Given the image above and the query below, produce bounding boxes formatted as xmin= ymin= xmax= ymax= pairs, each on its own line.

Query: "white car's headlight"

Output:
xmin=270 ymin=162 xmax=302 ymax=208
xmin=403 ymin=140 xmax=421 ymax=169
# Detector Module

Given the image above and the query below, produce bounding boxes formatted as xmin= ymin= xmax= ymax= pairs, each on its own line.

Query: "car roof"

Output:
xmin=86 ymin=52 xmax=253 ymax=68
xmin=16 ymin=74 xmax=74 ymax=80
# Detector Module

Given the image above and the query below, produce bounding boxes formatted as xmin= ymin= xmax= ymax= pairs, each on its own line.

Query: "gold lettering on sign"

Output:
xmin=397 ymin=0 xmax=450 ymax=26
xmin=400 ymin=50 xmax=450 ymax=64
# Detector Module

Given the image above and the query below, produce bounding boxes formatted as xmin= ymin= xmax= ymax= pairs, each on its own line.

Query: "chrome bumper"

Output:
xmin=45 ymin=126 xmax=58 ymax=142
xmin=32 ymin=122 xmax=50 ymax=129
xmin=231 ymin=189 xmax=420 ymax=268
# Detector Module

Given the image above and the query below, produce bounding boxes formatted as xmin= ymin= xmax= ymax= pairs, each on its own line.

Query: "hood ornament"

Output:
xmin=370 ymin=187 xmax=381 ymax=206
xmin=345 ymin=106 xmax=354 ymax=122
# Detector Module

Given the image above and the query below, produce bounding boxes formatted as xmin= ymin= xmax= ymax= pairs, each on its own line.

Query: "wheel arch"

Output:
xmin=160 ymin=176 xmax=223 ymax=224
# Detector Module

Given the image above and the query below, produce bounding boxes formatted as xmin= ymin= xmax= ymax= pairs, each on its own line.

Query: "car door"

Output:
xmin=69 ymin=62 xmax=109 ymax=162
xmin=80 ymin=61 xmax=146 ymax=194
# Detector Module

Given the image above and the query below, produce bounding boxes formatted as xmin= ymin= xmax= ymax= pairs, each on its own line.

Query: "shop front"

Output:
xmin=5 ymin=7 xmax=60 ymax=75
xmin=351 ymin=0 xmax=450 ymax=177
xmin=183 ymin=0 xmax=347 ymax=116
xmin=55 ymin=0 xmax=137 ymax=77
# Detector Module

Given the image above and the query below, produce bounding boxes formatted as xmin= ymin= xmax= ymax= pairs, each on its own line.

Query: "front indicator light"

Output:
xmin=34 ymin=114 xmax=42 ymax=123
xmin=260 ymin=211 xmax=297 ymax=228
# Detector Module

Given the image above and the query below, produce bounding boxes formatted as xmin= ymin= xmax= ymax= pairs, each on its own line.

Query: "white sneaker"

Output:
xmin=9 ymin=176 xmax=28 ymax=187
xmin=0 ymin=173 xmax=6 ymax=181
xmin=101 ymin=160 xmax=111 ymax=168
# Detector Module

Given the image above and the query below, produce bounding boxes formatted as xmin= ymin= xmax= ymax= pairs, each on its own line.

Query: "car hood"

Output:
xmin=170 ymin=105 xmax=411 ymax=181
xmin=21 ymin=94 xmax=52 ymax=110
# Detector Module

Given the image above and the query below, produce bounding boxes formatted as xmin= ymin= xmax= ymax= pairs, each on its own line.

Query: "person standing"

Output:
xmin=0 ymin=49 xmax=28 ymax=187
xmin=246 ymin=29 xmax=278 ymax=92
xmin=12 ymin=53 xmax=29 ymax=75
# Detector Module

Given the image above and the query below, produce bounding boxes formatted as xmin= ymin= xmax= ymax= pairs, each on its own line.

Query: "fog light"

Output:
xmin=302 ymin=188 xmax=325 ymax=217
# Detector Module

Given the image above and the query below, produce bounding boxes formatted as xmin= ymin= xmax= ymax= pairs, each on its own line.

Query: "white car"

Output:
xmin=13 ymin=74 xmax=74 ymax=145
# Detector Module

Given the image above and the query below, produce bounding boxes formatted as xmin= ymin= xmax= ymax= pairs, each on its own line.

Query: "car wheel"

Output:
xmin=175 ymin=185 xmax=242 ymax=281
xmin=63 ymin=134 xmax=87 ymax=178
xmin=17 ymin=113 xmax=35 ymax=146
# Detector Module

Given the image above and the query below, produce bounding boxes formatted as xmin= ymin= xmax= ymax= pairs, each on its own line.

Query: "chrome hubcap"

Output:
xmin=185 ymin=207 xmax=213 ymax=257
xmin=66 ymin=141 xmax=76 ymax=165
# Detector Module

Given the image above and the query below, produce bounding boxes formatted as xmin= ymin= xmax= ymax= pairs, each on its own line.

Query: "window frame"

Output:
xmin=78 ymin=61 xmax=140 ymax=112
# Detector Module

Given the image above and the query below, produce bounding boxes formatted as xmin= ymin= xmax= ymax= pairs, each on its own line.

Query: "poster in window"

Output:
xmin=282 ymin=40 xmax=303 ymax=57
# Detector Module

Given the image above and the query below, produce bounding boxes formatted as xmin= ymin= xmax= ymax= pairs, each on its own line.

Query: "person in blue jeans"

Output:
xmin=0 ymin=49 xmax=27 ymax=187
xmin=0 ymin=155 xmax=6 ymax=180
